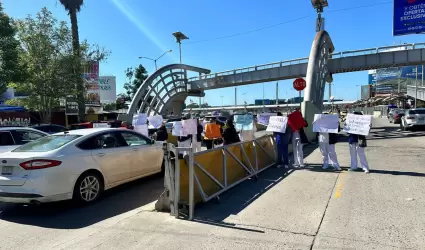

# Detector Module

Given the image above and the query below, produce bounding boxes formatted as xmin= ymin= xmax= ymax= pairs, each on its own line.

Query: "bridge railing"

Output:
xmin=187 ymin=42 xmax=425 ymax=82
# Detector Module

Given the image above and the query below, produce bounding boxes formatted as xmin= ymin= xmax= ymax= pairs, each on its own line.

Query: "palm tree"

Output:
xmin=59 ymin=0 xmax=85 ymax=122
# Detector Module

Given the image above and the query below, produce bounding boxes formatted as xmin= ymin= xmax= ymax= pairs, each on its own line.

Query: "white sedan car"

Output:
xmin=0 ymin=128 xmax=164 ymax=204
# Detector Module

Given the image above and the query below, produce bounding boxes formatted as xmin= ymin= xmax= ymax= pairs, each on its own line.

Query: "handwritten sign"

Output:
xmin=132 ymin=113 xmax=147 ymax=125
xmin=148 ymin=115 xmax=163 ymax=128
xmin=182 ymin=119 xmax=197 ymax=135
xmin=343 ymin=114 xmax=372 ymax=136
xmin=313 ymin=114 xmax=339 ymax=133
xmin=258 ymin=113 xmax=276 ymax=125
xmin=234 ymin=114 xmax=253 ymax=131
xmin=266 ymin=116 xmax=288 ymax=133
xmin=172 ymin=121 xmax=187 ymax=137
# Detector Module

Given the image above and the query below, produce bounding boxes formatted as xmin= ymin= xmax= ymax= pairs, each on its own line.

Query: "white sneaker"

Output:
xmin=276 ymin=164 xmax=283 ymax=168
xmin=364 ymin=169 xmax=370 ymax=173
xmin=284 ymin=165 xmax=289 ymax=169
xmin=333 ymin=166 xmax=341 ymax=171
xmin=322 ymin=165 xmax=329 ymax=170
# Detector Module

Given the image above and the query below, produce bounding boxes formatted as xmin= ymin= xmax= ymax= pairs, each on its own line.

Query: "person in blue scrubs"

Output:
xmin=274 ymin=112 xmax=292 ymax=169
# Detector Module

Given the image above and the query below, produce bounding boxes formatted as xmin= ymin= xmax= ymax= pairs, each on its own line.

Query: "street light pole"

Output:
xmin=220 ymin=96 xmax=224 ymax=108
xmin=139 ymin=50 xmax=172 ymax=71
xmin=172 ymin=32 xmax=189 ymax=64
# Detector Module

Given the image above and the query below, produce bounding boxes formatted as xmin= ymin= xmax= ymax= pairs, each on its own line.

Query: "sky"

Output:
xmin=3 ymin=0 xmax=425 ymax=106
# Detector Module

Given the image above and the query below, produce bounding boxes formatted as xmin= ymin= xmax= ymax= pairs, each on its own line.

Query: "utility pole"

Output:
xmin=276 ymin=81 xmax=279 ymax=105
xmin=234 ymin=87 xmax=237 ymax=108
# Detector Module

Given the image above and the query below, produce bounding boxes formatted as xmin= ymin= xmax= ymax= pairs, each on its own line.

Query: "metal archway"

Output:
xmin=302 ymin=30 xmax=335 ymax=140
xmin=118 ymin=64 xmax=210 ymax=122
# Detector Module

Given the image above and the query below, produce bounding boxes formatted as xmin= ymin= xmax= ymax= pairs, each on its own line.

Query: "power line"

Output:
xmin=184 ymin=1 xmax=392 ymax=45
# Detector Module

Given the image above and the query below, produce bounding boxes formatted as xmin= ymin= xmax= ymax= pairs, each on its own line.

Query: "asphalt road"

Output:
xmin=1 ymin=120 xmax=425 ymax=249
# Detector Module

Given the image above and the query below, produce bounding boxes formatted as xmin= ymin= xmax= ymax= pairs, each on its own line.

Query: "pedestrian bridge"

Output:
xmin=188 ymin=43 xmax=425 ymax=90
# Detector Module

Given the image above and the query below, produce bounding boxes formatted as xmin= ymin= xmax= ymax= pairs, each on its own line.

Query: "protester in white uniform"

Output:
xmin=319 ymin=126 xmax=341 ymax=171
xmin=347 ymin=112 xmax=370 ymax=173
xmin=287 ymin=108 xmax=307 ymax=168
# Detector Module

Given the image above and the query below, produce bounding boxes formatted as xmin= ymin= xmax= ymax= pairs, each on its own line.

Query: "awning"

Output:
xmin=0 ymin=104 xmax=25 ymax=112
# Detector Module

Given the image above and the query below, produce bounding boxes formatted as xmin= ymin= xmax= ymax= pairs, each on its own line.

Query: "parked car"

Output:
xmin=0 ymin=127 xmax=49 ymax=153
xmin=69 ymin=120 xmax=122 ymax=130
xmin=388 ymin=110 xmax=405 ymax=124
xmin=400 ymin=108 xmax=425 ymax=131
xmin=31 ymin=124 xmax=67 ymax=134
xmin=0 ymin=128 xmax=164 ymax=204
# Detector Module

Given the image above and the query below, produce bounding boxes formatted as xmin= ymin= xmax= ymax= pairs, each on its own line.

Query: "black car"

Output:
xmin=31 ymin=124 xmax=67 ymax=134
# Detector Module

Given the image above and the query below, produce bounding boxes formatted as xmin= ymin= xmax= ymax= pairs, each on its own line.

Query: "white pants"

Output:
xmin=292 ymin=131 xmax=304 ymax=166
xmin=349 ymin=143 xmax=369 ymax=170
xmin=319 ymin=143 xmax=340 ymax=168
xmin=178 ymin=139 xmax=191 ymax=157
xmin=192 ymin=140 xmax=202 ymax=153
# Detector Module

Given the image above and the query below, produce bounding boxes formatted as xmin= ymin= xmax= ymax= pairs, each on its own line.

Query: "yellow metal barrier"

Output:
xmin=178 ymin=135 xmax=277 ymax=205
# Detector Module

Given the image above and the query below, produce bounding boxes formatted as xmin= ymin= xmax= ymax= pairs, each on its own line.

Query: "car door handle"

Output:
xmin=96 ymin=153 xmax=105 ymax=157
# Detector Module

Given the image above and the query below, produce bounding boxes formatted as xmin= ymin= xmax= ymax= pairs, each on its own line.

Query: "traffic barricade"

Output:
xmin=172 ymin=134 xmax=277 ymax=220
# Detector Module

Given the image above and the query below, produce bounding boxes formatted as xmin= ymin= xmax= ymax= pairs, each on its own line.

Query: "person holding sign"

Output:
xmin=273 ymin=112 xmax=292 ymax=169
xmin=347 ymin=112 xmax=370 ymax=173
xmin=319 ymin=127 xmax=341 ymax=171
xmin=222 ymin=119 xmax=240 ymax=145
xmin=288 ymin=108 xmax=308 ymax=168
xmin=192 ymin=119 xmax=203 ymax=152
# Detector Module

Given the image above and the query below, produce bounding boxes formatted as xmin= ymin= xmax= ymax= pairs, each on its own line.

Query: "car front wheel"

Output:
xmin=73 ymin=172 xmax=104 ymax=204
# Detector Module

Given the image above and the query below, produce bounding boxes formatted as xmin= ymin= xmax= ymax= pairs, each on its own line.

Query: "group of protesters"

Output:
xmin=275 ymin=109 xmax=370 ymax=173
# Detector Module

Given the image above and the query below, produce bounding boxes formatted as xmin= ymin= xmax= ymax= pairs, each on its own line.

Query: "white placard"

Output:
xmin=148 ymin=115 xmax=163 ymax=128
xmin=93 ymin=123 xmax=110 ymax=128
xmin=343 ymin=114 xmax=372 ymax=136
xmin=132 ymin=113 xmax=147 ymax=125
xmin=182 ymin=119 xmax=197 ymax=135
xmin=258 ymin=113 xmax=276 ymax=125
xmin=266 ymin=116 xmax=288 ymax=133
xmin=172 ymin=121 xmax=187 ymax=137
xmin=234 ymin=114 xmax=253 ymax=131
xmin=134 ymin=124 xmax=148 ymax=136
xmin=313 ymin=114 xmax=339 ymax=133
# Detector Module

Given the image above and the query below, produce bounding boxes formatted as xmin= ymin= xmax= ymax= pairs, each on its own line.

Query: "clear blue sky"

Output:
xmin=3 ymin=0 xmax=425 ymax=106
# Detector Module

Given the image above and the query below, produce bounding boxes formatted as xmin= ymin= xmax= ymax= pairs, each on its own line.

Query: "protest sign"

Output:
xmin=234 ymin=114 xmax=253 ymax=131
xmin=134 ymin=124 xmax=148 ymax=136
xmin=258 ymin=113 xmax=276 ymax=125
xmin=343 ymin=114 xmax=372 ymax=136
xmin=182 ymin=119 xmax=197 ymax=135
xmin=313 ymin=114 xmax=339 ymax=133
xmin=147 ymin=115 xmax=163 ymax=128
xmin=266 ymin=116 xmax=288 ymax=133
xmin=172 ymin=121 xmax=187 ymax=137
xmin=132 ymin=113 xmax=147 ymax=125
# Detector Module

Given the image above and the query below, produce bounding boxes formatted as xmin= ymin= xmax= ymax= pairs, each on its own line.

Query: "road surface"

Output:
xmin=1 ymin=119 xmax=425 ymax=249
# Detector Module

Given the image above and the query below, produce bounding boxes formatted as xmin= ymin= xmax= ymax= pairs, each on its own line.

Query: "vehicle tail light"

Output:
xmin=394 ymin=114 xmax=400 ymax=118
xmin=19 ymin=160 xmax=62 ymax=170
xmin=406 ymin=116 xmax=415 ymax=120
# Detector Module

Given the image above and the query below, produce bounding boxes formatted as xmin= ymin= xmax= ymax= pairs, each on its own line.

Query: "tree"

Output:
xmin=120 ymin=64 xmax=153 ymax=111
xmin=14 ymin=8 xmax=108 ymax=123
xmin=0 ymin=2 xmax=26 ymax=94
xmin=123 ymin=64 xmax=149 ymax=98
xmin=59 ymin=0 xmax=85 ymax=122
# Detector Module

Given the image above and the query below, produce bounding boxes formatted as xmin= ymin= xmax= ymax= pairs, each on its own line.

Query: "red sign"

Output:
xmin=293 ymin=78 xmax=306 ymax=91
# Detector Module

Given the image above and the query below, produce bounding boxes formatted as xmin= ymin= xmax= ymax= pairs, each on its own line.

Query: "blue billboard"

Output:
xmin=368 ymin=65 xmax=424 ymax=94
xmin=393 ymin=0 xmax=425 ymax=36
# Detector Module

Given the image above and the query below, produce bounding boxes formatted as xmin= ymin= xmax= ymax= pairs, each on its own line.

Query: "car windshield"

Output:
xmin=12 ymin=134 xmax=81 ymax=152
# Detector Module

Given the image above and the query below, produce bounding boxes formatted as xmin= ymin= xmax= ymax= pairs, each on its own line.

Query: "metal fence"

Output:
xmin=166 ymin=135 xmax=276 ymax=220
